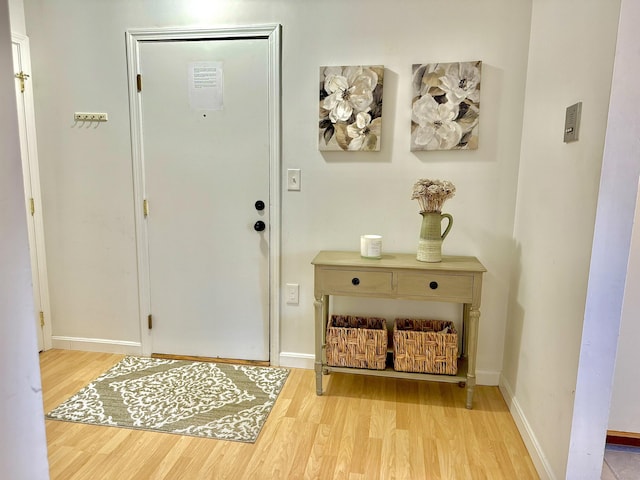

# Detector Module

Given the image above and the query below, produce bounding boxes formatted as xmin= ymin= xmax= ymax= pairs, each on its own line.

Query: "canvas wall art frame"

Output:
xmin=319 ymin=65 xmax=384 ymax=152
xmin=411 ymin=61 xmax=482 ymax=151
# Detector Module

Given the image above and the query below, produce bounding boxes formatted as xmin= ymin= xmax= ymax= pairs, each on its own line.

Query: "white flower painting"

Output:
xmin=319 ymin=65 xmax=384 ymax=151
xmin=411 ymin=61 xmax=481 ymax=151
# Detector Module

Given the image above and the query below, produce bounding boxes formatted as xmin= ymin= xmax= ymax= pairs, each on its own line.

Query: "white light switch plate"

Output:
xmin=287 ymin=169 xmax=301 ymax=191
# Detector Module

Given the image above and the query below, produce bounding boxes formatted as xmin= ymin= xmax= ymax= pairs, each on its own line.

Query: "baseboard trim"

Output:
xmin=476 ymin=369 xmax=500 ymax=386
xmin=499 ymin=376 xmax=555 ymax=480
xmin=279 ymin=352 xmax=315 ymax=369
xmin=51 ymin=336 xmax=142 ymax=355
xmin=607 ymin=430 xmax=640 ymax=447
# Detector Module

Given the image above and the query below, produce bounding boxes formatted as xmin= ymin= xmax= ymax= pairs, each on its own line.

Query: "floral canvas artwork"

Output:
xmin=411 ymin=61 xmax=482 ymax=151
xmin=319 ymin=65 xmax=384 ymax=151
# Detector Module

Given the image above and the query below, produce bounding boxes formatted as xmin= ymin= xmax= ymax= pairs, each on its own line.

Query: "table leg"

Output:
xmin=462 ymin=304 xmax=470 ymax=358
xmin=465 ymin=306 xmax=480 ymax=409
xmin=315 ymin=361 xmax=323 ymax=396
xmin=314 ymin=294 xmax=327 ymax=395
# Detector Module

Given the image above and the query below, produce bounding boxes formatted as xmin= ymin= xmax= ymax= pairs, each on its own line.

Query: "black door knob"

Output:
xmin=254 ymin=220 xmax=266 ymax=232
xmin=352 ymin=277 xmax=360 ymax=286
xmin=255 ymin=200 xmax=265 ymax=211
xmin=429 ymin=281 xmax=439 ymax=290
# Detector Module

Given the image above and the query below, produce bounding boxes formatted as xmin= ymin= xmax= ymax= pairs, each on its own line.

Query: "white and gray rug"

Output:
xmin=46 ymin=356 xmax=289 ymax=443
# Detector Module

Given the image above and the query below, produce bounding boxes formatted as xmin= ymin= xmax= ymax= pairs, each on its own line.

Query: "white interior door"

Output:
xmin=139 ymin=37 xmax=271 ymax=361
xmin=11 ymin=34 xmax=52 ymax=352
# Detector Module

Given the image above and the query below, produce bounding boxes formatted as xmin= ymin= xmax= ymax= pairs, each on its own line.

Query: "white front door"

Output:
xmin=12 ymin=34 xmax=52 ymax=352
xmin=137 ymin=36 xmax=272 ymax=361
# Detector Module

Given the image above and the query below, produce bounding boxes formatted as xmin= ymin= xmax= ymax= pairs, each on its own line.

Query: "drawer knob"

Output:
xmin=429 ymin=281 xmax=438 ymax=290
xmin=352 ymin=277 xmax=360 ymax=286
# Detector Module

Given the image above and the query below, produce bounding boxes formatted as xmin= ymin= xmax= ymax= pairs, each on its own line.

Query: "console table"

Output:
xmin=312 ymin=251 xmax=486 ymax=409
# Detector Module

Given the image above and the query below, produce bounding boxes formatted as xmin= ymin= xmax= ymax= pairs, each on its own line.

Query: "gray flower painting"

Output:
xmin=411 ymin=61 xmax=481 ymax=151
xmin=319 ymin=65 xmax=384 ymax=151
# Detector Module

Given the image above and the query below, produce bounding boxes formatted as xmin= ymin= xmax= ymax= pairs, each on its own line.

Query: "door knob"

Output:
xmin=255 ymin=200 xmax=265 ymax=211
xmin=254 ymin=220 xmax=266 ymax=232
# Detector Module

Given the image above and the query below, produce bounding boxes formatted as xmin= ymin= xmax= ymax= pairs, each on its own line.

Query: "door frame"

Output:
xmin=125 ymin=25 xmax=281 ymax=363
xmin=12 ymin=33 xmax=53 ymax=351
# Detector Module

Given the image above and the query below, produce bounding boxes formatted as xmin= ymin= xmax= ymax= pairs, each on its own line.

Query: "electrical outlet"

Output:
xmin=74 ymin=112 xmax=108 ymax=122
xmin=286 ymin=283 xmax=299 ymax=305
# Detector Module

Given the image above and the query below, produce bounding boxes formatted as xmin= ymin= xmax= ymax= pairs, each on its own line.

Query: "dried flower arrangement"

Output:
xmin=411 ymin=178 xmax=456 ymax=213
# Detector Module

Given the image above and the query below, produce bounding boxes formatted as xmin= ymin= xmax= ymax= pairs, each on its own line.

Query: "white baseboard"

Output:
xmin=476 ymin=369 xmax=500 ymax=386
xmin=51 ymin=336 xmax=143 ymax=355
xmin=279 ymin=352 xmax=315 ymax=369
xmin=499 ymin=376 xmax=555 ymax=480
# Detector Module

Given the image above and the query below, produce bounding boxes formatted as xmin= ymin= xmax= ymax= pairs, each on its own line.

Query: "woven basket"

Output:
xmin=393 ymin=318 xmax=458 ymax=375
xmin=326 ymin=315 xmax=388 ymax=370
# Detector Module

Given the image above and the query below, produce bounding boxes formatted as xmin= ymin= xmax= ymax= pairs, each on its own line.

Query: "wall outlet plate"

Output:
xmin=286 ymin=283 xmax=299 ymax=304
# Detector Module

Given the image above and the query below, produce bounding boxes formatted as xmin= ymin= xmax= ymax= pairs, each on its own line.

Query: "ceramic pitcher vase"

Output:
xmin=416 ymin=211 xmax=453 ymax=262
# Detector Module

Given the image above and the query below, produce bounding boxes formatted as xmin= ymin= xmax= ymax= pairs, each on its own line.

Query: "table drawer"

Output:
xmin=319 ymin=269 xmax=393 ymax=295
xmin=397 ymin=272 xmax=473 ymax=301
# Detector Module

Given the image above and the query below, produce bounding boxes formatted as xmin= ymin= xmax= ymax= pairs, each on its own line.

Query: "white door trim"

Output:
xmin=11 ymin=32 xmax=53 ymax=351
xmin=125 ymin=25 xmax=281 ymax=364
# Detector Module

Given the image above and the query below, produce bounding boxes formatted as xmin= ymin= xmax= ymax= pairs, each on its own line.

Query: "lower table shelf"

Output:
xmin=322 ymin=356 xmax=469 ymax=386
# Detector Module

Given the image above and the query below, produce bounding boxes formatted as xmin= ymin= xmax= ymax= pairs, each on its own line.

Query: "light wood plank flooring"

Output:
xmin=41 ymin=349 xmax=539 ymax=479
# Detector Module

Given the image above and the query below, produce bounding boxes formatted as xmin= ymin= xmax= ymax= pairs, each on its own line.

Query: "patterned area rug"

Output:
xmin=46 ymin=356 xmax=289 ymax=443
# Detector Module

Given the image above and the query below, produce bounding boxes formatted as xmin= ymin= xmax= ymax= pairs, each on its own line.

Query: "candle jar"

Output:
xmin=360 ymin=235 xmax=382 ymax=259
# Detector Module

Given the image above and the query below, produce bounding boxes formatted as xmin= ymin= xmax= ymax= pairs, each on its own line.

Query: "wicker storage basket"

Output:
xmin=393 ymin=318 xmax=458 ymax=375
xmin=326 ymin=315 xmax=388 ymax=370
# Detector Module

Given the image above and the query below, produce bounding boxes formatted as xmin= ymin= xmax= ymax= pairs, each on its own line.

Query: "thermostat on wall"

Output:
xmin=564 ymin=102 xmax=582 ymax=143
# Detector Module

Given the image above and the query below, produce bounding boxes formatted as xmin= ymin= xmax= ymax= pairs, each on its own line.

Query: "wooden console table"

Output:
xmin=312 ymin=251 xmax=486 ymax=409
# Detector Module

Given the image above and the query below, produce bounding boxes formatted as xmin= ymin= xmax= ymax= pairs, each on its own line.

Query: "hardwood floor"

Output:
xmin=41 ymin=349 xmax=539 ymax=479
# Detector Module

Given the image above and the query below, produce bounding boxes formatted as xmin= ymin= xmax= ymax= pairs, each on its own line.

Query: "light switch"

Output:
xmin=287 ymin=169 xmax=301 ymax=191
xmin=564 ymin=102 xmax=582 ymax=143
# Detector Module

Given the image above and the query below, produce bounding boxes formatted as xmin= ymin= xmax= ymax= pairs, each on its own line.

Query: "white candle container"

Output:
xmin=360 ymin=235 xmax=382 ymax=259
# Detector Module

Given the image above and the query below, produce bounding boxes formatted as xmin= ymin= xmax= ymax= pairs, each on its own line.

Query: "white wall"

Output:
xmin=23 ymin=0 xmax=532 ymax=379
xmin=8 ymin=0 xmax=25 ymax=34
xmin=605 ymin=2 xmax=640 ymax=434
xmin=609 ymin=183 xmax=640 ymax=432
xmin=0 ymin=0 xmax=49 ymax=478
xmin=567 ymin=0 xmax=640 ymax=476
xmin=501 ymin=0 xmax=621 ymax=478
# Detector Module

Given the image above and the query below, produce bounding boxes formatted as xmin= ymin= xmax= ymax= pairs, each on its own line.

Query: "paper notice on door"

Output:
xmin=188 ymin=61 xmax=223 ymax=111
